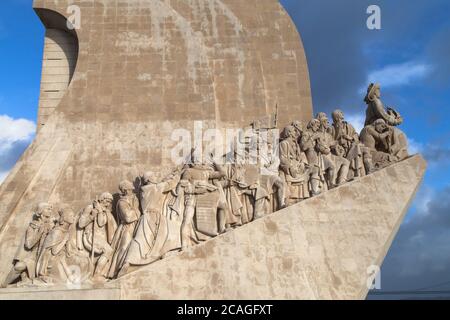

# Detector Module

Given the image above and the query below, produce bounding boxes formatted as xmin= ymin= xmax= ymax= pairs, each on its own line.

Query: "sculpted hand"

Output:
xmin=249 ymin=183 xmax=259 ymax=190
xmin=343 ymin=134 xmax=353 ymax=141
xmin=380 ymin=131 xmax=390 ymax=139
xmin=42 ymin=223 xmax=52 ymax=235
xmin=91 ymin=208 xmax=100 ymax=219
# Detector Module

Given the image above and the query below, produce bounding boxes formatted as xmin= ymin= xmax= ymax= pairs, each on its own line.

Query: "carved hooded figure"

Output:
xmin=78 ymin=192 xmax=117 ymax=278
xmin=2 ymin=203 xmax=55 ymax=287
xmin=108 ymin=180 xmax=141 ymax=279
xmin=36 ymin=207 xmax=77 ymax=280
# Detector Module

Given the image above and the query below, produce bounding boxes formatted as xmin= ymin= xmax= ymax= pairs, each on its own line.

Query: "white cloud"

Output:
xmin=0 ymin=171 xmax=7 ymax=184
xmin=0 ymin=115 xmax=36 ymax=150
xmin=409 ymin=184 xmax=433 ymax=220
xmin=346 ymin=113 xmax=365 ymax=134
xmin=407 ymin=138 xmax=424 ymax=155
xmin=367 ymin=61 xmax=431 ymax=88
xmin=0 ymin=115 xmax=36 ymax=185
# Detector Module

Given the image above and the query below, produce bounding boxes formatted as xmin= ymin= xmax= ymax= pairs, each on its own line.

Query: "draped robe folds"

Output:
xmin=280 ymin=138 xmax=311 ymax=201
xmin=107 ymin=194 xmax=141 ymax=278
xmin=12 ymin=218 xmax=49 ymax=281
xmin=259 ymin=152 xmax=284 ymax=213
xmin=330 ymin=122 xmax=365 ymax=174
xmin=78 ymin=204 xmax=117 ymax=256
xmin=223 ymin=164 xmax=268 ymax=225
xmin=60 ymin=220 xmax=91 ymax=283
xmin=365 ymin=97 xmax=403 ymax=127
xmin=330 ymin=122 xmax=359 ymax=155
xmin=36 ymin=224 xmax=70 ymax=277
xmin=36 ymin=217 xmax=91 ymax=284
xmin=123 ymin=176 xmax=180 ymax=268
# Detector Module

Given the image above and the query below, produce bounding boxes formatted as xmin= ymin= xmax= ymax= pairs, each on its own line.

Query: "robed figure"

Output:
xmin=119 ymin=171 xmax=180 ymax=276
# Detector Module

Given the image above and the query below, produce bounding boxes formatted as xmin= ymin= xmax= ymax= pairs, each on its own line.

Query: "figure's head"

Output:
xmin=316 ymin=112 xmax=329 ymax=128
xmin=36 ymin=202 xmax=53 ymax=219
xmin=291 ymin=121 xmax=303 ymax=138
xmin=307 ymin=119 xmax=321 ymax=132
xmin=282 ymin=125 xmax=297 ymax=140
xmin=373 ymin=119 xmax=388 ymax=133
xmin=58 ymin=206 xmax=76 ymax=225
xmin=334 ymin=145 xmax=345 ymax=157
xmin=143 ymin=171 xmax=160 ymax=185
xmin=374 ymin=84 xmax=381 ymax=97
xmin=99 ymin=192 xmax=114 ymax=207
xmin=332 ymin=110 xmax=345 ymax=123
xmin=365 ymin=83 xmax=381 ymax=103
xmin=119 ymin=180 xmax=134 ymax=195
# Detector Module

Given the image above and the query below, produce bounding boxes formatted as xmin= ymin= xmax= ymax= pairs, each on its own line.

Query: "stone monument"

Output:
xmin=0 ymin=0 xmax=425 ymax=300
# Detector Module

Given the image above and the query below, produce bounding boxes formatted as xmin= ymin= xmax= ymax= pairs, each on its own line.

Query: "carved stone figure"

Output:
xmin=279 ymin=125 xmax=316 ymax=204
xmin=173 ymin=154 xmax=228 ymax=250
xmin=360 ymin=119 xmax=398 ymax=168
xmin=78 ymin=193 xmax=117 ymax=279
xmin=119 ymin=170 xmax=180 ymax=276
xmin=298 ymin=121 xmax=324 ymax=196
xmin=108 ymin=180 xmax=141 ymax=279
xmin=305 ymin=118 xmax=336 ymax=190
xmin=259 ymin=137 xmax=287 ymax=212
xmin=330 ymin=109 xmax=373 ymax=177
xmin=36 ymin=207 xmax=77 ymax=282
xmin=290 ymin=121 xmax=304 ymax=140
xmin=364 ymin=83 xmax=403 ymax=127
xmin=316 ymin=113 xmax=350 ymax=187
xmin=303 ymin=119 xmax=337 ymax=190
xmin=385 ymin=126 xmax=409 ymax=161
xmin=2 ymin=203 xmax=55 ymax=287
xmin=222 ymin=158 xmax=269 ymax=227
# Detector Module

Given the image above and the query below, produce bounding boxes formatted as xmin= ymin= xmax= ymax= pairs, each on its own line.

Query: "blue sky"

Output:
xmin=0 ymin=0 xmax=449 ymax=298
xmin=0 ymin=0 xmax=43 ymax=120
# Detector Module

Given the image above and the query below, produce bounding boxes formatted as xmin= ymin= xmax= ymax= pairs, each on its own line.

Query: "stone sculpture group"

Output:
xmin=2 ymin=83 xmax=410 ymax=287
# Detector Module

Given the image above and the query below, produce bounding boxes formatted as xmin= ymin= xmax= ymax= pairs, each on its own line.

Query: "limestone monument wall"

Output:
xmin=0 ymin=0 xmax=312 ymax=284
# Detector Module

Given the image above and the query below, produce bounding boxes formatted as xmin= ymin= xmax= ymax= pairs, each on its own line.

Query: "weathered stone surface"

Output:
xmin=0 ymin=285 xmax=120 ymax=300
xmin=0 ymin=155 xmax=426 ymax=300
xmin=0 ymin=0 xmax=312 ymax=284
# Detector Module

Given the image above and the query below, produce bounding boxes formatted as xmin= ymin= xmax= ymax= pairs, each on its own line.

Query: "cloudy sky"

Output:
xmin=0 ymin=0 xmax=449 ymax=299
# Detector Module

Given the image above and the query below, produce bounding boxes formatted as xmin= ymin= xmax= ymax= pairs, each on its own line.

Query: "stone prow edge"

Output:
xmin=357 ymin=153 xmax=427 ymax=299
